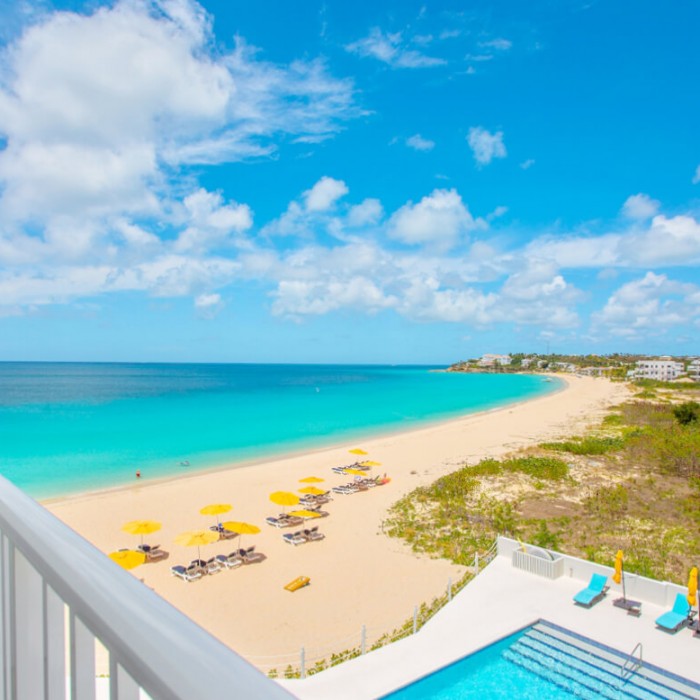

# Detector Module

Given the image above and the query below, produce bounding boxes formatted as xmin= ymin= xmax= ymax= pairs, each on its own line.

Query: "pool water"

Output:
xmin=380 ymin=621 xmax=700 ymax=699
xmin=381 ymin=629 xmax=575 ymax=699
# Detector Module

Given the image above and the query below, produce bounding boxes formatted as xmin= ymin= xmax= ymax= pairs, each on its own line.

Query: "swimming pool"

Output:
xmin=380 ymin=620 xmax=700 ymax=699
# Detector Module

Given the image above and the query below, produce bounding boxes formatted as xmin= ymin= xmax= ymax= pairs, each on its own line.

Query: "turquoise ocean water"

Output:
xmin=0 ymin=363 xmax=561 ymax=499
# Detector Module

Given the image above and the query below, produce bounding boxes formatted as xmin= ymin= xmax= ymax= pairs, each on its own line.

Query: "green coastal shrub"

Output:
xmin=541 ymin=435 xmax=625 ymax=455
xmin=673 ymin=401 xmax=700 ymax=426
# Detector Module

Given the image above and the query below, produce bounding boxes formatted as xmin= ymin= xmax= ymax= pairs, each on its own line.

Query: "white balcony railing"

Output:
xmin=0 ymin=475 xmax=295 ymax=700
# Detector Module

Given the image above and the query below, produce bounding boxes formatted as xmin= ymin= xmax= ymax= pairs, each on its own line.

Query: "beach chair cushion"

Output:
xmin=573 ymin=573 xmax=609 ymax=607
xmin=655 ymin=593 xmax=691 ymax=632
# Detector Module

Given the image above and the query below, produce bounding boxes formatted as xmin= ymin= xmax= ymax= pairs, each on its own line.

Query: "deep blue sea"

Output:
xmin=0 ymin=363 xmax=561 ymax=499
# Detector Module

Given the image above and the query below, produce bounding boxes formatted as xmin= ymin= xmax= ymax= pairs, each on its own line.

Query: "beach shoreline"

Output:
xmin=40 ymin=373 xmax=564 ymax=507
xmin=47 ymin=375 xmax=630 ymax=671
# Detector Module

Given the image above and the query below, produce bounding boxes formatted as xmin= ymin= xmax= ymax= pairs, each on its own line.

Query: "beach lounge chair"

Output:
xmin=303 ymin=526 xmax=325 ymax=542
xmin=204 ymin=557 xmax=223 ymax=574
xmin=332 ymin=484 xmax=358 ymax=495
xmin=656 ymin=593 xmax=693 ymax=633
xmin=573 ymin=573 xmax=609 ymax=607
xmin=283 ymin=531 xmax=307 ymax=546
xmin=210 ymin=524 xmax=237 ymax=540
xmin=266 ymin=514 xmax=305 ymax=528
xmin=138 ymin=543 xmax=168 ymax=562
xmin=226 ymin=550 xmax=243 ymax=569
xmin=170 ymin=564 xmax=203 ymax=582
xmin=240 ymin=546 xmax=265 ymax=564
xmin=214 ymin=554 xmax=232 ymax=569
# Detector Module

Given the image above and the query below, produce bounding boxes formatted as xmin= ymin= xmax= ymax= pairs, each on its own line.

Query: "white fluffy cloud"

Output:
xmin=266 ymin=228 xmax=581 ymax=329
xmin=478 ymin=38 xmax=512 ymax=51
xmin=693 ymin=165 xmax=700 ymax=184
xmin=175 ymin=189 xmax=252 ymax=252
xmin=406 ymin=134 xmax=435 ymax=151
xmin=0 ymin=1 xmax=354 ymax=236
xmin=304 ymin=177 xmax=349 ymax=212
xmin=0 ymin=0 xmax=358 ymax=310
xmin=593 ymin=272 xmax=700 ymax=337
xmin=527 ymin=209 xmax=700 ymax=269
xmin=387 ymin=189 xmax=480 ymax=250
xmin=622 ymin=193 xmax=660 ymax=220
xmin=347 ymin=199 xmax=384 ymax=227
xmin=346 ymin=28 xmax=446 ymax=68
xmin=194 ymin=291 xmax=224 ymax=318
xmin=467 ymin=127 xmax=506 ymax=165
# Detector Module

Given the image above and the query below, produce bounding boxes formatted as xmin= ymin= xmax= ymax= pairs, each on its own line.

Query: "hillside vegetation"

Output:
xmin=385 ymin=388 xmax=700 ymax=583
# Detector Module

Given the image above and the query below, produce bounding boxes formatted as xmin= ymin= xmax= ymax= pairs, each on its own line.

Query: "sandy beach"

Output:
xmin=46 ymin=375 xmax=629 ymax=672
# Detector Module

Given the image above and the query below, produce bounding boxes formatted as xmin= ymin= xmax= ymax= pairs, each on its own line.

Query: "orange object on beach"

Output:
xmin=284 ymin=576 xmax=310 ymax=592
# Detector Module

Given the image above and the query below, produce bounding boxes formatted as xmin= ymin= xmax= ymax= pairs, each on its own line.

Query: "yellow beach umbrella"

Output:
xmin=349 ymin=448 xmax=368 ymax=455
xmin=221 ymin=521 xmax=261 ymax=549
xmin=345 ymin=468 xmax=368 ymax=477
xmin=360 ymin=461 xmax=381 ymax=467
xmin=109 ymin=550 xmax=146 ymax=570
xmin=174 ymin=529 xmax=219 ymax=562
xmin=687 ymin=566 xmax=698 ymax=607
xmin=269 ymin=491 xmax=300 ymax=513
xmin=121 ymin=520 xmax=162 ymax=546
xmin=200 ymin=503 xmax=232 ymax=516
xmin=299 ymin=476 xmax=324 ymax=484
xmin=221 ymin=521 xmax=261 ymax=536
xmin=299 ymin=486 xmax=326 ymax=496
xmin=200 ymin=503 xmax=232 ymax=527
xmin=289 ymin=510 xmax=322 ymax=520
xmin=612 ymin=550 xmax=623 ymax=585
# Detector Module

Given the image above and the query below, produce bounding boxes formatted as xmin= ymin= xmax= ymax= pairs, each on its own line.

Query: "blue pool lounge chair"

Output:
xmin=655 ymin=593 xmax=692 ymax=633
xmin=573 ymin=573 xmax=609 ymax=607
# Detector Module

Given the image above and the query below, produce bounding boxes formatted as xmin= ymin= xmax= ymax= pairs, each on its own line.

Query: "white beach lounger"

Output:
xmin=283 ymin=531 xmax=307 ymax=546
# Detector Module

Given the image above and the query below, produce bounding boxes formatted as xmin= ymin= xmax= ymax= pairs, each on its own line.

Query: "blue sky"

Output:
xmin=0 ymin=0 xmax=699 ymax=364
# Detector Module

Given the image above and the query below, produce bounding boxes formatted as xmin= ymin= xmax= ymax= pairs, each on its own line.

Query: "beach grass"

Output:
xmin=385 ymin=386 xmax=700 ymax=584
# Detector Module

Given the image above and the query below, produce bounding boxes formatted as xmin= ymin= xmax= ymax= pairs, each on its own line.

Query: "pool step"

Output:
xmin=507 ymin=638 xmax=655 ymax=700
xmin=503 ymin=622 xmax=697 ymax=700
xmin=532 ymin=623 xmax=698 ymax=699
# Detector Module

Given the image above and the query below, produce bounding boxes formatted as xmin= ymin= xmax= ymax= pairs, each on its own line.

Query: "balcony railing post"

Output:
xmin=15 ymin=549 xmax=45 ymax=699
xmin=110 ymin=654 xmax=140 ymax=700
xmin=44 ymin=583 xmax=66 ymax=700
xmin=0 ymin=535 xmax=14 ymax=700
xmin=70 ymin=612 xmax=96 ymax=700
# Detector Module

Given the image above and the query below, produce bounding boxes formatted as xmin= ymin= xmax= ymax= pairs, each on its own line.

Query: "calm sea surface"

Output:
xmin=0 ymin=363 xmax=561 ymax=498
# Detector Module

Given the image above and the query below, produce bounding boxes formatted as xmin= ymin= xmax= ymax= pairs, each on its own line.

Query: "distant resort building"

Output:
xmin=689 ymin=359 xmax=700 ymax=382
xmin=478 ymin=353 xmax=512 ymax=367
xmin=578 ymin=366 xmax=609 ymax=377
xmin=630 ymin=357 xmax=685 ymax=381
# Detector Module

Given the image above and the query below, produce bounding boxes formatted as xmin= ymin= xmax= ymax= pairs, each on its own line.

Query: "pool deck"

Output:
xmin=279 ymin=553 xmax=700 ymax=699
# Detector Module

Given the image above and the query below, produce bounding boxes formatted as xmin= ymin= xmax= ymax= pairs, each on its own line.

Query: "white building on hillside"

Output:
xmin=689 ymin=359 xmax=700 ymax=382
xmin=632 ymin=358 xmax=684 ymax=381
xmin=478 ymin=354 xmax=512 ymax=367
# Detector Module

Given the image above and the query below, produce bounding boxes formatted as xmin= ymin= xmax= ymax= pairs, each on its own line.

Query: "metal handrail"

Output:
xmin=620 ymin=641 xmax=643 ymax=681
xmin=0 ymin=475 xmax=293 ymax=699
